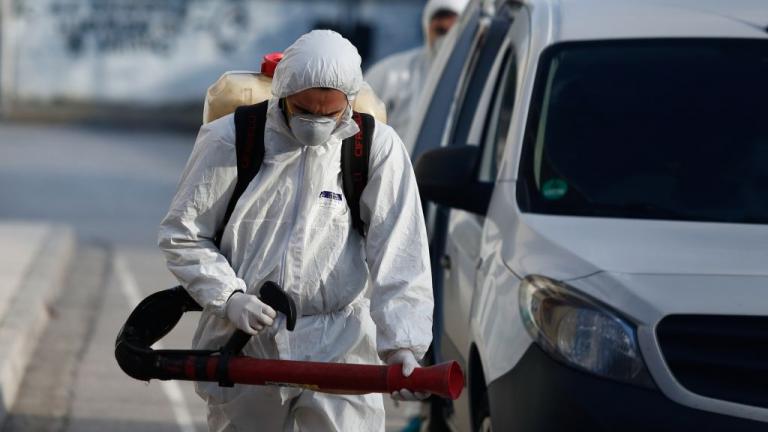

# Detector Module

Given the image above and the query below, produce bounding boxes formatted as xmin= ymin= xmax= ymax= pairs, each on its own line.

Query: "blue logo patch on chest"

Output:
xmin=318 ymin=191 xmax=344 ymax=209
xmin=319 ymin=191 xmax=343 ymax=201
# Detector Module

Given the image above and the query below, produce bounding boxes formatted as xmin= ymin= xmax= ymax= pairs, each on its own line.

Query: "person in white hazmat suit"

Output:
xmin=158 ymin=30 xmax=433 ymax=431
xmin=364 ymin=0 xmax=469 ymax=151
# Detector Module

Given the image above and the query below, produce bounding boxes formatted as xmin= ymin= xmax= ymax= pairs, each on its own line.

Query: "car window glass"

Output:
xmin=448 ymin=13 xmax=513 ymax=151
xmin=411 ymin=7 xmax=481 ymax=159
xmin=479 ymin=50 xmax=517 ymax=183
xmin=517 ymin=39 xmax=768 ymax=224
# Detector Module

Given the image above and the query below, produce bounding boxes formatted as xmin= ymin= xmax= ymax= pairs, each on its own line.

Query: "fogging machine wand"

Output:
xmin=114 ymin=283 xmax=464 ymax=399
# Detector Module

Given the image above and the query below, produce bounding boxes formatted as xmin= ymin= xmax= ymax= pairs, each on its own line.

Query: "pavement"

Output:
xmin=0 ymin=223 xmax=75 ymax=425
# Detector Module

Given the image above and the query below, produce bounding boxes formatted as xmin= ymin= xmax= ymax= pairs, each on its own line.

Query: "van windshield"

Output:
xmin=517 ymin=39 xmax=768 ymax=224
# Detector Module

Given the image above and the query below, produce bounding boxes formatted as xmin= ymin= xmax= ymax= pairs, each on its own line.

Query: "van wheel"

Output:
xmin=426 ymin=396 xmax=452 ymax=432
xmin=479 ymin=416 xmax=492 ymax=432
xmin=472 ymin=388 xmax=492 ymax=432
xmin=469 ymin=349 xmax=491 ymax=432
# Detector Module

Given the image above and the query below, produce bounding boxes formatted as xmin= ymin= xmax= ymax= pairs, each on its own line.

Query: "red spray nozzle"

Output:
xmin=261 ymin=52 xmax=284 ymax=77
xmin=386 ymin=361 xmax=465 ymax=400
xmin=174 ymin=357 xmax=466 ymax=400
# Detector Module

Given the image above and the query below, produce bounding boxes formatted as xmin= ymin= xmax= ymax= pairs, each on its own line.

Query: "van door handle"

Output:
xmin=440 ymin=255 xmax=452 ymax=270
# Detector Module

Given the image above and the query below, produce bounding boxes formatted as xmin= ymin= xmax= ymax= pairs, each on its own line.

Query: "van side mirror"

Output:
xmin=414 ymin=146 xmax=493 ymax=216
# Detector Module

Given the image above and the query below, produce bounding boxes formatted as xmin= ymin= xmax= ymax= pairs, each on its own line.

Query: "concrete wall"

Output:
xmin=1 ymin=0 xmax=423 ymax=107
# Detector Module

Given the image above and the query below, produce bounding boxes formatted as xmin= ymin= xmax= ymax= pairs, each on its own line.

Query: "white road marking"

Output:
xmin=114 ymin=254 xmax=198 ymax=432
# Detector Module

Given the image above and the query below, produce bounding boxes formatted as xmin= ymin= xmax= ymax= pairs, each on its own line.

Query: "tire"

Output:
xmin=471 ymin=387 xmax=492 ymax=432
xmin=469 ymin=349 xmax=491 ymax=432
xmin=426 ymin=395 xmax=452 ymax=432
xmin=478 ymin=415 xmax=492 ymax=432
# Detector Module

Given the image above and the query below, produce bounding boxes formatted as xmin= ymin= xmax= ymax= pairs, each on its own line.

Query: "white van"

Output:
xmin=410 ymin=0 xmax=768 ymax=430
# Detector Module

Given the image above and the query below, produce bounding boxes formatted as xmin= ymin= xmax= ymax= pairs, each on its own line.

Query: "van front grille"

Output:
xmin=656 ymin=314 xmax=768 ymax=409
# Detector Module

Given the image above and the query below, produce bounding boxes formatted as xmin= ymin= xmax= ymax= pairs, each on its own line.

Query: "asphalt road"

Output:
xmin=0 ymin=121 xmax=419 ymax=431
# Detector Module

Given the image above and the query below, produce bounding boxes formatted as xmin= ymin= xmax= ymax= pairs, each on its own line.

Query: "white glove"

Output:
xmin=225 ymin=292 xmax=277 ymax=335
xmin=386 ymin=349 xmax=430 ymax=401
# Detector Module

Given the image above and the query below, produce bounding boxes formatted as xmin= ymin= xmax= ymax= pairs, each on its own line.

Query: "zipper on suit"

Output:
xmin=279 ymin=146 xmax=308 ymax=288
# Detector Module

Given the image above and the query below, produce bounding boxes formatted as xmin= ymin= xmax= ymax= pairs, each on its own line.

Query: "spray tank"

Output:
xmin=203 ymin=52 xmax=387 ymax=124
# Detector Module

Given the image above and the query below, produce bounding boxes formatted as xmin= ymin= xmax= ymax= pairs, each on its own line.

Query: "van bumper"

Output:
xmin=488 ymin=344 xmax=766 ymax=431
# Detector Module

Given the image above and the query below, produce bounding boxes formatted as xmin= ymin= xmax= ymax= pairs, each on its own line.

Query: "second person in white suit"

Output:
xmin=365 ymin=0 xmax=470 ymax=153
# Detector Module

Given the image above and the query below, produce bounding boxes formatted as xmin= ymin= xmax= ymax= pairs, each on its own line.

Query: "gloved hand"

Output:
xmin=225 ymin=292 xmax=277 ymax=335
xmin=386 ymin=349 xmax=430 ymax=401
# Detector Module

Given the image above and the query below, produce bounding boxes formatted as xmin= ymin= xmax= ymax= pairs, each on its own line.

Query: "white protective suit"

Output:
xmin=364 ymin=0 xmax=469 ymax=152
xmin=158 ymin=30 xmax=433 ymax=432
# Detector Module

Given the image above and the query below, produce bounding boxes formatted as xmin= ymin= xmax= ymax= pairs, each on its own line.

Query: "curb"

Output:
xmin=0 ymin=225 xmax=75 ymax=425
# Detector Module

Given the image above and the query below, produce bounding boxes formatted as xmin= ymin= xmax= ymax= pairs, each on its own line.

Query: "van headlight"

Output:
xmin=519 ymin=275 xmax=654 ymax=388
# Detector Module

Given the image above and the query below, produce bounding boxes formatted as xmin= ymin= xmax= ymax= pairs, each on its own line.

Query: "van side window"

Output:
xmin=479 ymin=52 xmax=517 ymax=183
xmin=410 ymin=7 xmax=481 ymax=160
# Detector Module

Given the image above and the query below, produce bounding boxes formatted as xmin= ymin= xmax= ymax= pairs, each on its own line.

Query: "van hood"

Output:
xmin=505 ymin=214 xmax=768 ymax=279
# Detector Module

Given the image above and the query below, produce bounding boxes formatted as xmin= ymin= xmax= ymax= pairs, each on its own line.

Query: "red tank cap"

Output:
xmin=261 ymin=52 xmax=283 ymax=77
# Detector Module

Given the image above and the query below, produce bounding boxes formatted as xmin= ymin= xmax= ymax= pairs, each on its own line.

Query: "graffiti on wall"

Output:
xmin=44 ymin=0 xmax=250 ymax=55
xmin=4 ymin=0 xmax=423 ymax=104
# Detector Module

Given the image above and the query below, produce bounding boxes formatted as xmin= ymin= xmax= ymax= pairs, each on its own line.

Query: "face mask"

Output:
xmin=430 ymin=35 xmax=446 ymax=58
xmin=284 ymin=99 xmax=348 ymax=147
xmin=289 ymin=113 xmax=338 ymax=147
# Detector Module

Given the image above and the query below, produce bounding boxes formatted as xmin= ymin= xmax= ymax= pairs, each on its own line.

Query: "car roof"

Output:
xmin=516 ymin=0 xmax=768 ymax=42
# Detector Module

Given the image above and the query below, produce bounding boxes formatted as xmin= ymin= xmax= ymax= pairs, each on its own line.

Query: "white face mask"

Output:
xmin=430 ymin=35 xmax=446 ymax=58
xmin=289 ymin=113 xmax=338 ymax=147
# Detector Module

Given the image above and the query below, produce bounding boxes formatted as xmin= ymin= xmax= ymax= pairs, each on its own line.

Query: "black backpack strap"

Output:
xmin=341 ymin=112 xmax=375 ymax=237
xmin=213 ymin=101 xmax=269 ymax=248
